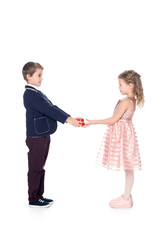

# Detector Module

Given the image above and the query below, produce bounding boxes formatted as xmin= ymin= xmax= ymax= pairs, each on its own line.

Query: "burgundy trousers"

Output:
xmin=26 ymin=136 xmax=50 ymax=203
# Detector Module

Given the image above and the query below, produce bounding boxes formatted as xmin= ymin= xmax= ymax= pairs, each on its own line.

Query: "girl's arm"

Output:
xmin=87 ymin=99 xmax=134 ymax=126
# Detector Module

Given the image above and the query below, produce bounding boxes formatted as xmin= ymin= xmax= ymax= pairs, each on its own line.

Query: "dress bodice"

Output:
xmin=114 ymin=97 xmax=136 ymax=121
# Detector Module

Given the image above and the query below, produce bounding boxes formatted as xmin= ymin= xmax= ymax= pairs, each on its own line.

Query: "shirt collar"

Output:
xmin=26 ymin=84 xmax=40 ymax=91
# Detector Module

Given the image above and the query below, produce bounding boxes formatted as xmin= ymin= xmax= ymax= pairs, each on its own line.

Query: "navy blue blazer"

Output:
xmin=23 ymin=85 xmax=70 ymax=137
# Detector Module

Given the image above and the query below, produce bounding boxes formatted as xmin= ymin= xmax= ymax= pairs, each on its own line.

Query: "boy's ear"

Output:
xmin=26 ymin=73 xmax=31 ymax=81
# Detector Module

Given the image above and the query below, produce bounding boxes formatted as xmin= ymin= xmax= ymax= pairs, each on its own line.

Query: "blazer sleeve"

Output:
xmin=26 ymin=90 xmax=70 ymax=124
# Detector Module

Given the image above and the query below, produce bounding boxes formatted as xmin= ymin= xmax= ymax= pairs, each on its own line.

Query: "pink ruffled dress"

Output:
xmin=97 ymin=97 xmax=141 ymax=171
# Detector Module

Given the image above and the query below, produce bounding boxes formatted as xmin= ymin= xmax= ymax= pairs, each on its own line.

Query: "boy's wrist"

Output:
xmin=66 ymin=116 xmax=71 ymax=123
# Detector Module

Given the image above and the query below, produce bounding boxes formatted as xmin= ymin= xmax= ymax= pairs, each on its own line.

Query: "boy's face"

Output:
xmin=27 ymin=68 xmax=43 ymax=87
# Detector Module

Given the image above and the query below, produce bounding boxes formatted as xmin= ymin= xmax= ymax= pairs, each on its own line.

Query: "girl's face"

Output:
xmin=27 ymin=68 xmax=43 ymax=87
xmin=118 ymin=78 xmax=133 ymax=96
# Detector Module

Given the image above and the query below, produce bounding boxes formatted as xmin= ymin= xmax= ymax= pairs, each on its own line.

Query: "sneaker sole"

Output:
xmin=29 ymin=204 xmax=50 ymax=208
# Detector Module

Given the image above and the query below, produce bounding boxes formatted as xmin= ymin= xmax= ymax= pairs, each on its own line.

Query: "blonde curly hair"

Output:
xmin=118 ymin=70 xmax=144 ymax=108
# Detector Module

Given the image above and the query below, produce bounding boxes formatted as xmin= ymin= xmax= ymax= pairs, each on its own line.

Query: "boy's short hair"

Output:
xmin=22 ymin=62 xmax=44 ymax=81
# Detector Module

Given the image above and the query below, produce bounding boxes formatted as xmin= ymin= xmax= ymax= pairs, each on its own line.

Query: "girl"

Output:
xmin=86 ymin=70 xmax=144 ymax=208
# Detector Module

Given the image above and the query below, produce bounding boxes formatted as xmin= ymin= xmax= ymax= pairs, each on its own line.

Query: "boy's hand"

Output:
xmin=76 ymin=118 xmax=85 ymax=126
xmin=66 ymin=117 xmax=81 ymax=127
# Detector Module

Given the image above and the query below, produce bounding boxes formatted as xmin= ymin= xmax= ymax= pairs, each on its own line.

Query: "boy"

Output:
xmin=23 ymin=62 xmax=80 ymax=208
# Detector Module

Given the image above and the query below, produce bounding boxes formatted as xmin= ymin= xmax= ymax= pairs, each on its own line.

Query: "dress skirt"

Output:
xmin=97 ymin=120 xmax=141 ymax=171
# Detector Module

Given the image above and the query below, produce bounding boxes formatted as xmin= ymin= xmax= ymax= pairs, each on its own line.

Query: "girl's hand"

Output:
xmin=83 ymin=119 xmax=92 ymax=128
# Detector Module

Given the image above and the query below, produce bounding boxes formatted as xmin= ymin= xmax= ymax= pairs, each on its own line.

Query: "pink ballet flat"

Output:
xmin=109 ymin=195 xmax=133 ymax=208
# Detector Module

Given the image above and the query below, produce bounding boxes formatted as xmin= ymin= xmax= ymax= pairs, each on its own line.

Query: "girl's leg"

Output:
xmin=123 ymin=170 xmax=134 ymax=200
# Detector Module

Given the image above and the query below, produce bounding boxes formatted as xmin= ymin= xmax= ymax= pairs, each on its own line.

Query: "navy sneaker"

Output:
xmin=29 ymin=199 xmax=50 ymax=208
xmin=42 ymin=198 xmax=54 ymax=205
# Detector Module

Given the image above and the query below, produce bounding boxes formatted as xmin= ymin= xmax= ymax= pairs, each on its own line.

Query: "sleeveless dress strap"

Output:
xmin=119 ymin=97 xmax=136 ymax=111
xmin=127 ymin=97 xmax=136 ymax=110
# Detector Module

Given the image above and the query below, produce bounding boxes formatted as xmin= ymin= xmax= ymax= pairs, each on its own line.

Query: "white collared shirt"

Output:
xmin=26 ymin=84 xmax=40 ymax=91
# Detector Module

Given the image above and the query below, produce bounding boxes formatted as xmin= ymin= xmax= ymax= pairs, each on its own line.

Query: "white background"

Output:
xmin=0 ymin=0 xmax=160 ymax=239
